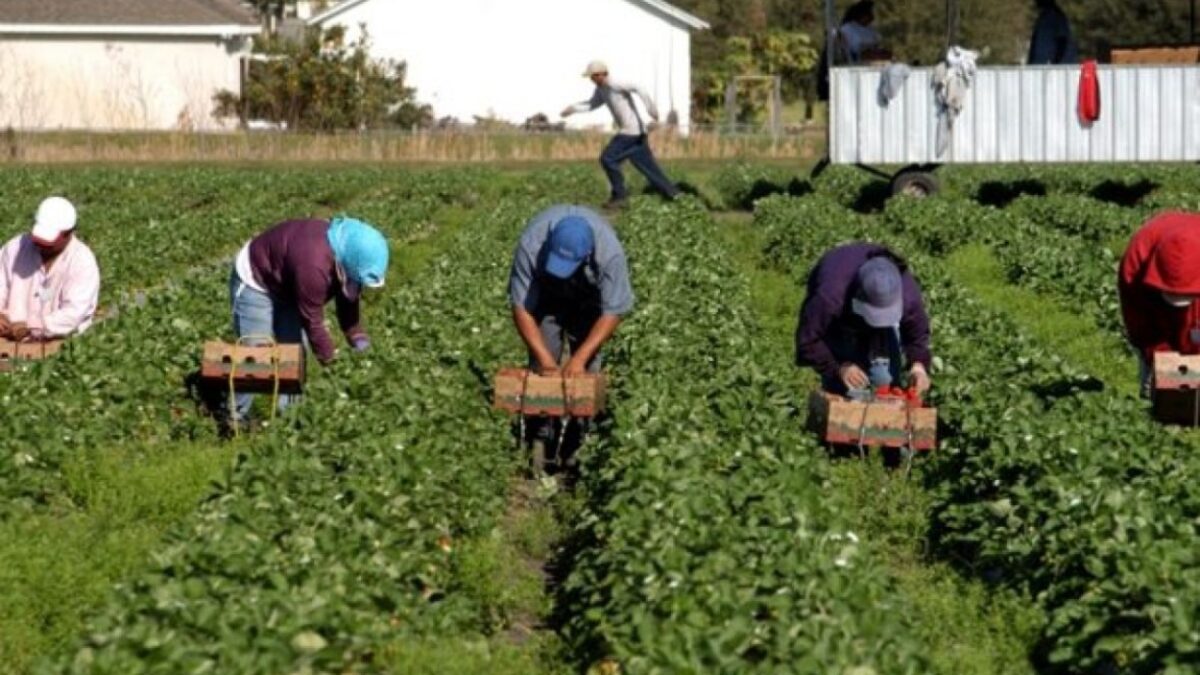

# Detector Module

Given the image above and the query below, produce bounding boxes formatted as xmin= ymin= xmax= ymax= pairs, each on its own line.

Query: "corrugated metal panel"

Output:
xmin=830 ymin=64 xmax=1200 ymax=165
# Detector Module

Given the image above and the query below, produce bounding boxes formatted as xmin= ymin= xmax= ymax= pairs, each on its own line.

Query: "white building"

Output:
xmin=0 ymin=0 xmax=260 ymax=131
xmin=310 ymin=0 xmax=709 ymax=132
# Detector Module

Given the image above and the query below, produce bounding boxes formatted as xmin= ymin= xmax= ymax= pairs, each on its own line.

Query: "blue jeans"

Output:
xmin=228 ymin=271 xmax=303 ymax=420
xmin=600 ymin=134 xmax=678 ymax=200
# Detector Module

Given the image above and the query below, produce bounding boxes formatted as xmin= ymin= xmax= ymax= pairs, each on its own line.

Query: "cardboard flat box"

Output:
xmin=0 ymin=339 xmax=65 ymax=372
xmin=1111 ymin=46 xmax=1200 ymax=65
xmin=200 ymin=341 xmax=306 ymax=394
xmin=1152 ymin=352 xmax=1200 ymax=425
xmin=493 ymin=368 xmax=606 ymax=417
xmin=808 ymin=390 xmax=937 ymax=451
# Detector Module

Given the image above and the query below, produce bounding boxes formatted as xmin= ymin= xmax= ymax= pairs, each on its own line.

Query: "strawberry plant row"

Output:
xmin=0 ymin=177 xmax=467 ymax=517
xmin=0 ymin=166 xmax=593 ymax=305
xmin=558 ymin=198 xmax=931 ymax=673
xmin=52 ymin=198 xmax=544 ymax=674
xmin=756 ymin=193 xmax=1200 ymax=673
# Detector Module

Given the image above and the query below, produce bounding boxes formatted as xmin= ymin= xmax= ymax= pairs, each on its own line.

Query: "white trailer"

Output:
xmin=819 ymin=0 xmax=1200 ymax=196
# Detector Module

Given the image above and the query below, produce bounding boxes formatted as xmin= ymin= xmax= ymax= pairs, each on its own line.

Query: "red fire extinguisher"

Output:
xmin=1078 ymin=60 xmax=1101 ymax=126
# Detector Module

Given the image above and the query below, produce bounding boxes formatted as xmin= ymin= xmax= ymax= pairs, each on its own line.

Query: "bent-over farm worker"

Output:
xmin=0 ymin=196 xmax=100 ymax=342
xmin=796 ymin=243 xmax=932 ymax=396
xmin=228 ymin=216 xmax=388 ymax=420
xmin=561 ymin=61 xmax=680 ymax=209
xmin=509 ymin=205 xmax=634 ymax=471
xmin=1118 ymin=212 xmax=1200 ymax=395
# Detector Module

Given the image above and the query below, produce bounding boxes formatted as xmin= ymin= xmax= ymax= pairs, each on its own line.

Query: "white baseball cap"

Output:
xmin=582 ymin=60 xmax=608 ymax=77
xmin=31 ymin=196 xmax=77 ymax=243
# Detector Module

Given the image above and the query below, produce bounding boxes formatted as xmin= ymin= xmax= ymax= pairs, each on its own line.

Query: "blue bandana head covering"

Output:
xmin=327 ymin=217 xmax=389 ymax=289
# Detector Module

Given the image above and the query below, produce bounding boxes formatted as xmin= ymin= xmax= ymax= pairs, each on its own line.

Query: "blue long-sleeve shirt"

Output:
xmin=795 ymin=243 xmax=932 ymax=379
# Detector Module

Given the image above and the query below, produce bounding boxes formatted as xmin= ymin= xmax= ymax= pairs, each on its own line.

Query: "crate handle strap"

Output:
xmin=516 ymin=368 xmax=531 ymax=452
xmin=855 ymin=398 xmax=870 ymax=460
xmin=903 ymin=401 xmax=917 ymax=478
xmin=555 ymin=330 xmax=571 ymax=454
xmin=228 ymin=336 xmax=282 ymax=439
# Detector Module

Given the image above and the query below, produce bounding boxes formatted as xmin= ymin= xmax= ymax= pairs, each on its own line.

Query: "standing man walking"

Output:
xmin=561 ymin=61 xmax=680 ymax=209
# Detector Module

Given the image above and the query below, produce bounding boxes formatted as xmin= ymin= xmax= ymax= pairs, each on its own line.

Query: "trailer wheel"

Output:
xmin=891 ymin=170 xmax=940 ymax=198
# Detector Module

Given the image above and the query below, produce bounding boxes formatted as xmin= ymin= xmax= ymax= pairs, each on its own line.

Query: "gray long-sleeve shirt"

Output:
xmin=509 ymin=205 xmax=635 ymax=317
xmin=568 ymin=80 xmax=659 ymax=137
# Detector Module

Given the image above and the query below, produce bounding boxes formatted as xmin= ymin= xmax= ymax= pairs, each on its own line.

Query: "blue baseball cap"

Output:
xmin=544 ymin=216 xmax=594 ymax=279
xmin=852 ymin=257 xmax=903 ymax=327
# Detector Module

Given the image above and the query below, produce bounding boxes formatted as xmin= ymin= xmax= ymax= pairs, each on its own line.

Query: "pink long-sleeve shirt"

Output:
xmin=0 ymin=234 xmax=100 ymax=338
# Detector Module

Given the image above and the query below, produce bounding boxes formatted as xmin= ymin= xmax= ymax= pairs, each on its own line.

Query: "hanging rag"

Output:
xmin=878 ymin=63 xmax=912 ymax=106
xmin=1078 ymin=59 xmax=1101 ymax=126
xmin=932 ymin=46 xmax=979 ymax=157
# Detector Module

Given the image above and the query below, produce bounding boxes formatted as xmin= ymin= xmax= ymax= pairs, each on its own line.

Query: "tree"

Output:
xmin=214 ymin=25 xmax=432 ymax=131
xmin=694 ymin=31 xmax=818 ymax=123
xmin=246 ymin=0 xmax=292 ymax=21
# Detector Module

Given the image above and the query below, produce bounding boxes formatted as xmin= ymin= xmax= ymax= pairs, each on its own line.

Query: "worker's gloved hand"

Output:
xmin=909 ymin=363 xmax=932 ymax=394
xmin=839 ymin=363 xmax=870 ymax=391
xmin=351 ymin=335 xmax=370 ymax=353
xmin=9 ymin=322 xmax=29 ymax=342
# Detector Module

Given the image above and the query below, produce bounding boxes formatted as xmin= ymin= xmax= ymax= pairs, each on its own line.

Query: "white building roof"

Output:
xmin=0 ymin=0 xmax=260 ymax=37
xmin=310 ymin=0 xmax=710 ymax=31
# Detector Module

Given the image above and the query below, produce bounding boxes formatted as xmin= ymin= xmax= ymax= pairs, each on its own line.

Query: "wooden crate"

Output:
xmin=0 ymin=339 xmax=65 ymax=372
xmin=200 ymin=341 xmax=306 ymax=394
xmin=1152 ymin=352 xmax=1200 ymax=425
xmin=1111 ymin=46 xmax=1200 ymax=65
xmin=493 ymin=368 xmax=606 ymax=417
xmin=808 ymin=390 xmax=937 ymax=451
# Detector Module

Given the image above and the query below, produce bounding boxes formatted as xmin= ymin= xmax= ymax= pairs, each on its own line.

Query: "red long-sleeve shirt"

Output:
xmin=1118 ymin=212 xmax=1200 ymax=361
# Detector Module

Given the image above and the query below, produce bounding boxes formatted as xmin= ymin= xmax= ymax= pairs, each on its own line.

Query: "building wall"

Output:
xmin=321 ymin=0 xmax=696 ymax=132
xmin=0 ymin=34 xmax=251 ymax=131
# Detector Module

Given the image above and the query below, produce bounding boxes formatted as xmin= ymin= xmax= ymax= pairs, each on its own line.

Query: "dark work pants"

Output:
xmin=600 ymin=134 xmax=678 ymax=200
xmin=820 ymin=326 xmax=903 ymax=396
xmin=527 ymin=308 xmax=601 ymax=444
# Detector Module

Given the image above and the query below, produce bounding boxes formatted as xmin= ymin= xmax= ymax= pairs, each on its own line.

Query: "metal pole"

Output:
xmin=1192 ymin=0 xmax=1196 ymax=43
xmin=945 ymin=0 xmax=960 ymax=48
xmin=825 ymin=0 xmax=835 ymax=153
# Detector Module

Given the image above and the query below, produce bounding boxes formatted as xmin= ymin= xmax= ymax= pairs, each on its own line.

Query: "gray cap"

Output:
xmin=852 ymin=257 xmax=903 ymax=327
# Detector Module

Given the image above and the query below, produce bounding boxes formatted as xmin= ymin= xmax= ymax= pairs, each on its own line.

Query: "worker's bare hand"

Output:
xmin=0 ymin=314 xmax=9 ymax=337
xmin=538 ymin=358 xmax=561 ymax=376
xmin=9 ymin=322 xmax=29 ymax=342
xmin=909 ymin=363 xmax=932 ymax=393
xmin=560 ymin=107 xmax=574 ymax=119
xmin=563 ymin=357 xmax=588 ymax=377
xmin=839 ymin=363 xmax=870 ymax=390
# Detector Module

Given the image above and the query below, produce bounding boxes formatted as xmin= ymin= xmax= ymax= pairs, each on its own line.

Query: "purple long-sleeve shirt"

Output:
xmin=248 ymin=219 xmax=364 ymax=363
xmin=795 ymin=243 xmax=931 ymax=379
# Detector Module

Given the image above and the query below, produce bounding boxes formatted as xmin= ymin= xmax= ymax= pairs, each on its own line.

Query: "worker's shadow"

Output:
xmin=852 ymin=181 xmax=891 ymax=213
xmin=182 ymin=370 xmax=224 ymax=420
xmin=1090 ymin=179 xmax=1156 ymax=207
xmin=1030 ymin=376 xmax=1105 ymax=403
xmin=975 ymin=179 xmax=1046 ymax=207
xmin=467 ymin=360 xmax=494 ymax=408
